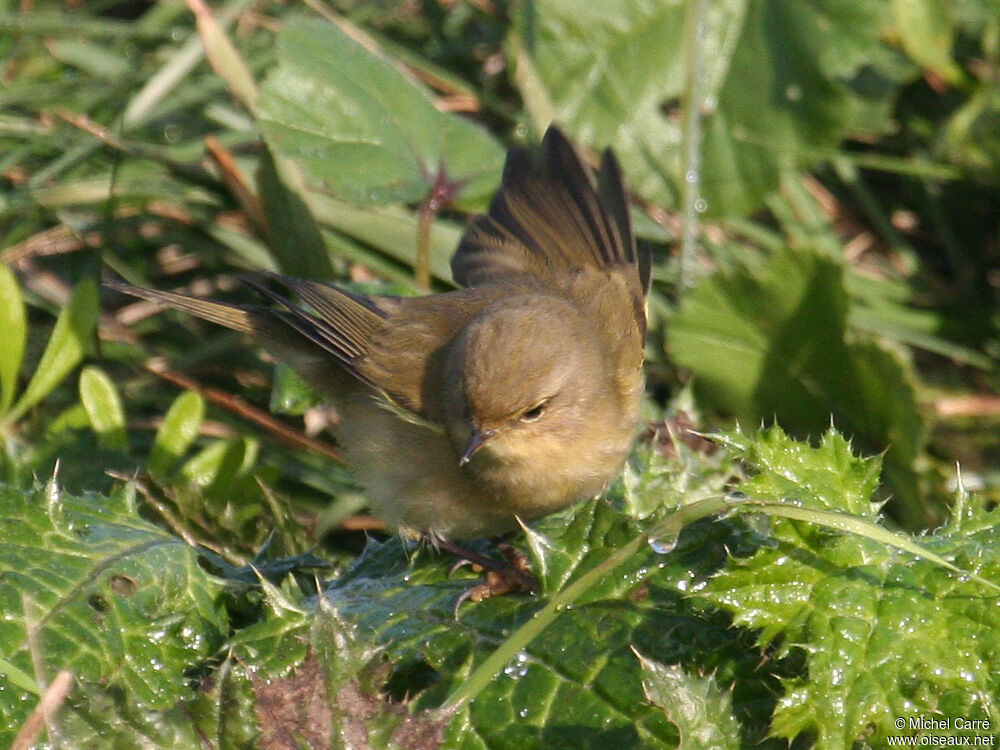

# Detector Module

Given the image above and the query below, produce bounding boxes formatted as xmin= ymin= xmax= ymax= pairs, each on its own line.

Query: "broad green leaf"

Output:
xmin=635 ymin=652 xmax=741 ymax=750
xmin=325 ymin=490 xmax=776 ymax=749
xmin=718 ymin=426 xmax=882 ymax=519
xmin=148 ymin=390 xmax=205 ymax=477
xmin=669 ymin=247 xmax=929 ymax=527
xmin=309 ymin=193 xmax=462 ymax=284
xmin=700 ymin=428 xmax=1000 ymax=748
xmin=891 ymin=0 xmax=962 ymax=83
xmin=0 ymin=483 xmax=227 ymax=747
xmin=6 ymin=278 xmax=99 ymax=424
xmin=719 ymin=428 xmax=1000 ymax=592
xmin=57 ymin=676 xmax=220 ymax=747
xmin=515 ymin=0 xmax=910 ymax=216
xmin=179 ymin=437 xmax=257 ymax=495
xmin=78 ymin=365 xmax=128 ymax=451
xmin=257 ymin=17 xmax=505 ymax=210
xmin=0 ymin=263 xmax=26 ymax=416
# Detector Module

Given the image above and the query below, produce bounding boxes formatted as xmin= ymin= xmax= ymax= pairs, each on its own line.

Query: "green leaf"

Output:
xmin=45 ymin=37 xmax=130 ymax=79
xmin=148 ymin=390 xmax=205 ymax=477
xmin=224 ymin=597 xmax=446 ymax=748
xmin=325 ymin=492 xmax=778 ymax=749
xmin=634 ymin=651 xmax=742 ymax=750
xmin=226 ymin=587 xmax=311 ymax=675
xmin=78 ymin=365 xmax=128 ymax=451
xmin=309 ymin=193 xmax=462 ymax=284
xmin=256 ymin=144 xmax=335 ymax=279
xmin=178 ymin=440 xmax=239 ymax=489
xmin=189 ymin=0 xmax=257 ymax=109
xmin=178 ymin=437 xmax=257 ymax=495
xmin=257 ymin=16 xmax=505 ymax=210
xmin=515 ymin=0 xmax=909 ymax=216
xmin=120 ymin=0 xmax=258 ymax=130
xmin=0 ymin=263 xmax=26 ymax=416
xmin=6 ymin=278 xmax=99 ymax=425
xmin=0 ymin=483 xmax=227 ymax=747
xmin=669 ymin=247 xmax=929 ymax=526
xmin=891 ymin=0 xmax=962 ymax=83
xmin=940 ymin=80 xmax=1000 ymax=173
xmin=719 ymin=426 xmax=883 ymax=519
xmin=269 ymin=362 xmax=322 ymax=416
xmin=700 ymin=427 xmax=1000 ymax=748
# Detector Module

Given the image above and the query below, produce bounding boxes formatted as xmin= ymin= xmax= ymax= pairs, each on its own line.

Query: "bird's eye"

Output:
xmin=520 ymin=400 xmax=548 ymax=422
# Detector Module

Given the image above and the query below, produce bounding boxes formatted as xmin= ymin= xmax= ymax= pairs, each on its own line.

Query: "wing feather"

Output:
xmin=451 ymin=126 xmax=647 ymax=298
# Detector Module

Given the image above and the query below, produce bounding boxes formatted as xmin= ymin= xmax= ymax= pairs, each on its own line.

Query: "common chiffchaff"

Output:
xmin=108 ymin=127 xmax=651 ymax=539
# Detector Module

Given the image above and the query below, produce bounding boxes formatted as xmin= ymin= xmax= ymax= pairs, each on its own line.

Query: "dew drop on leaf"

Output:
xmin=648 ymin=536 xmax=677 ymax=555
xmin=502 ymin=651 xmax=530 ymax=680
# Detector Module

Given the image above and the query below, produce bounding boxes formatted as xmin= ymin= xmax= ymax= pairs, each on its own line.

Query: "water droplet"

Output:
xmin=163 ymin=124 xmax=182 ymax=143
xmin=648 ymin=536 xmax=677 ymax=555
xmin=694 ymin=198 xmax=708 ymax=213
xmin=685 ymin=169 xmax=698 ymax=184
xmin=785 ymin=84 xmax=802 ymax=101
xmin=502 ymin=651 xmax=530 ymax=680
xmin=725 ymin=490 xmax=748 ymax=503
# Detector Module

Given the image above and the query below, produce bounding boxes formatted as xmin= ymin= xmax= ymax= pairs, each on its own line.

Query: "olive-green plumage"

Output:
xmin=108 ymin=127 xmax=650 ymax=539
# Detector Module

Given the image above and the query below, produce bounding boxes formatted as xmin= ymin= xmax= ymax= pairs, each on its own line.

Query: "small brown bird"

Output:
xmin=108 ymin=127 xmax=651 ymax=540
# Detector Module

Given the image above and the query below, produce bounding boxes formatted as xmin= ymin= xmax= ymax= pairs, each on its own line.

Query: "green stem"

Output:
xmin=442 ymin=492 xmax=1000 ymax=712
xmin=442 ymin=495 xmax=729 ymax=711
xmin=678 ymin=0 xmax=708 ymax=291
xmin=442 ymin=533 xmax=646 ymax=711
xmin=415 ymin=191 xmax=434 ymax=291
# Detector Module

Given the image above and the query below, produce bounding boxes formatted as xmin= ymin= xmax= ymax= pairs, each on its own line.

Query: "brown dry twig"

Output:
xmin=143 ymin=359 xmax=343 ymax=464
xmin=11 ymin=670 xmax=74 ymax=750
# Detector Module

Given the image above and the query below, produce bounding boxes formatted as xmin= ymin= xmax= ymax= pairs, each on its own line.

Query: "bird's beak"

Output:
xmin=459 ymin=427 xmax=494 ymax=466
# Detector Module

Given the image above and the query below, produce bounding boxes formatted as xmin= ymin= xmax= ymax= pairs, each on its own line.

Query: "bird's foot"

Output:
xmin=431 ymin=538 xmax=538 ymax=616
